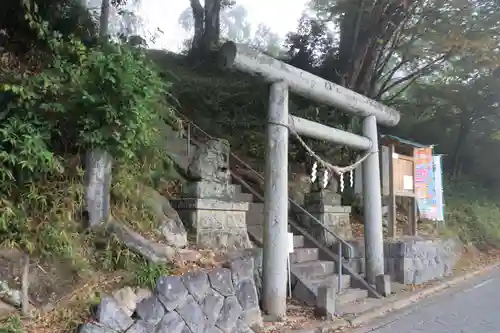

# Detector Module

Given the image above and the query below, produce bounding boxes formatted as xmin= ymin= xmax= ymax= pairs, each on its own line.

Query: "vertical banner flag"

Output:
xmin=432 ymin=155 xmax=445 ymax=221
xmin=414 ymin=147 xmax=438 ymax=220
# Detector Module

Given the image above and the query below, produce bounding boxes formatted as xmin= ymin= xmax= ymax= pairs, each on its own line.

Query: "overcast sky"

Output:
xmin=137 ymin=0 xmax=309 ymax=51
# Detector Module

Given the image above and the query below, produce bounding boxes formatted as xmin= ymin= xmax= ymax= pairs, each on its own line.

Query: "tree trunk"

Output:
xmin=189 ymin=0 xmax=221 ymax=62
xmin=336 ymin=0 xmax=408 ymax=96
xmin=99 ymin=0 xmax=110 ymax=38
xmin=202 ymin=0 xmax=221 ymax=51
xmin=451 ymin=119 xmax=471 ymax=180
xmin=190 ymin=0 xmax=204 ymax=52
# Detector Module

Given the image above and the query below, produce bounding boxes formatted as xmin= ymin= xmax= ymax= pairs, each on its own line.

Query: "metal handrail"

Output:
xmin=175 ymin=111 xmax=354 ymax=255
xmin=169 ymin=111 xmax=384 ymax=296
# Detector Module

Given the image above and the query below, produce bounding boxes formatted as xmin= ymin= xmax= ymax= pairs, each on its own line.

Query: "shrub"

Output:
xmin=0 ymin=4 xmax=178 ymax=261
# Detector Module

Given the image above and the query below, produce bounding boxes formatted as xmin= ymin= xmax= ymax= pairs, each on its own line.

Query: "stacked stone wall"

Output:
xmin=78 ymin=255 xmax=263 ymax=333
xmin=384 ymin=237 xmax=461 ymax=284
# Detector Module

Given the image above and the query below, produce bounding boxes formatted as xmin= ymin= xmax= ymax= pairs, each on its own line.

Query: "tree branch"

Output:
xmin=377 ymin=53 xmax=449 ymax=98
xmin=384 ymin=74 xmax=421 ymax=103
xmin=377 ymin=56 xmax=411 ymax=94
xmin=370 ymin=28 xmax=406 ymax=94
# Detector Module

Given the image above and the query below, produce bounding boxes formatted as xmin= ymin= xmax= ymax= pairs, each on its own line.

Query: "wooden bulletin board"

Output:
xmin=380 ymin=135 xmax=424 ymax=239
xmin=392 ymin=153 xmax=415 ymax=197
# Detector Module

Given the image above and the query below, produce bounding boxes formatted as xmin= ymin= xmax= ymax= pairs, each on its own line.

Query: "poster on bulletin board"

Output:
xmin=414 ymin=147 xmax=438 ymax=220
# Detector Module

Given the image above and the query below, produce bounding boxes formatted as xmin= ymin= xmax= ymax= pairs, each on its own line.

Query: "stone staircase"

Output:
xmin=246 ymin=203 xmax=369 ymax=310
xmin=164 ymin=118 xmax=378 ymax=313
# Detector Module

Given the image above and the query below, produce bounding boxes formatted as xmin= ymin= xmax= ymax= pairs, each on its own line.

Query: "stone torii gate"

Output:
xmin=218 ymin=42 xmax=401 ymax=319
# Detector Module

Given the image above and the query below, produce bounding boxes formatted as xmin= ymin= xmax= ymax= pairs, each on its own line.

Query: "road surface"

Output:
xmin=351 ymin=266 xmax=500 ymax=333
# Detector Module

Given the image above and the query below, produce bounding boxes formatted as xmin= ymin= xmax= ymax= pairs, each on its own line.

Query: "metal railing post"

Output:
xmin=338 ymin=242 xmax=342 ymax=294
xmin=187 ymin=123 xmax=191 ymax=156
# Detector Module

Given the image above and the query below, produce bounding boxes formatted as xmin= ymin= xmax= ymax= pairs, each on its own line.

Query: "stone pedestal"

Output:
xmin=171 ymin=138 xmax=253 ymax=251
xmin=173 ymin=180 xmax=252 ymax=251
xmin=172 ymin=198 xmax=252 ymax=251
xmin=301 ymin=191 xmax=353 ymax=245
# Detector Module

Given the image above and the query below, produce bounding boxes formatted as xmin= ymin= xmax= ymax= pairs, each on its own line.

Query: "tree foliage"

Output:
xmin=0 ymin=0 xmax=97 ymax=53
xmin=288 ymin=0 xmax=500 ymax=99
xmin=391 ymin=58 xmax=500 ymax=184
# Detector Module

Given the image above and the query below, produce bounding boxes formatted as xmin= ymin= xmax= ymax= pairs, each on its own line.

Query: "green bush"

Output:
xmin=1 ymin=10 xmax=175 ymax=180
xmin=0 ymin=5 xmax=178 ymax=261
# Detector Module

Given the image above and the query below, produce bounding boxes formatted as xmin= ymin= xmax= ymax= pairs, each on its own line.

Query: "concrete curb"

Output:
xmin=347 ymin=261 xmax=500 ymax=328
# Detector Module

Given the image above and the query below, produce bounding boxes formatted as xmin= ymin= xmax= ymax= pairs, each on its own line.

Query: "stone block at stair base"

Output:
xmin=375 ymin=275 xmax=391 ymax=297
xmin=172 ymin=198 xmax=252 ymax=251
xmin=314 ymin=286 xmax=335 ymax=320
xmin=292 ymin=279 xmax=316 ymax=306
xmin=304 ymin=191 xmax=342 ymax=207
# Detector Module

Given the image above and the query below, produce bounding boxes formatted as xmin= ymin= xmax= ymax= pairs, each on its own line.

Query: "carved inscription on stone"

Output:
xmin=84 ymin=149 xmax=112 ymax=228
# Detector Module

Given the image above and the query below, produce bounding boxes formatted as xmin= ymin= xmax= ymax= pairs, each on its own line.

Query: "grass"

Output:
xmin=134 ymin=261 xmax=174 ymax=290
xmin=21 ymin=273 xmax=123 ymax=333
xmin=0 ymin=156 xmax=181 ymax=333
xmin=0 ymin=261 xmax=175 ymax=333
xmin=0 ymin=315 xmax=23 ymax=333
xmin=443 ymin=179 xmax=500 ymax=250
xmin=0 ymin=154 xmax=176 ymax=264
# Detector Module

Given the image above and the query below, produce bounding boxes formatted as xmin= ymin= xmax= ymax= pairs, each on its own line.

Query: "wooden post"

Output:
xmin=388 ymin=144 xmax=396 ymax=238
xmin=410 ymin=198 xmax=418 ymax=236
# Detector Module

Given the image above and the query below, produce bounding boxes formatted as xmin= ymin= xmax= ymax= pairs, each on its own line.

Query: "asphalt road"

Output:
xmin=351 ymin=266 xmax=500 ymax=333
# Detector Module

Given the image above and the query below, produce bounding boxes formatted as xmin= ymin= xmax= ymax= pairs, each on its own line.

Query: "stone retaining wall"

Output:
xmin=384 ymin=237 xmax=462 ymax=285
xmin=78 ymin=256 xmax=263 ymax=333
xmin=345 ymin=237 xmax=462 ymax=285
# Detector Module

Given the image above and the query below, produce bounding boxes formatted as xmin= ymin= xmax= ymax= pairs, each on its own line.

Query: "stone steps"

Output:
xmin=290 ymin=236 xmax=371 ymax=307
xmin=291 ymin=274 xmax=351 ymax=306
xmin=291 ymin=261 xmax=336 ymax=277
xmin=336 ymin=297 xmax=382 ymax=318
xmin=164 ymin=125 xmax=195 ymax=158
xmin=169 ymin=152 xmax=189 ymax=170
xmin=289 ymin=248 xmax=319 ymax=263
xmin=234 ymin=190 xmax=254 ymax=202
xmin=293 ymin=235 xmax=305 ymax=248
xmin=246 ymin=221 xmax=370 ymax=310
